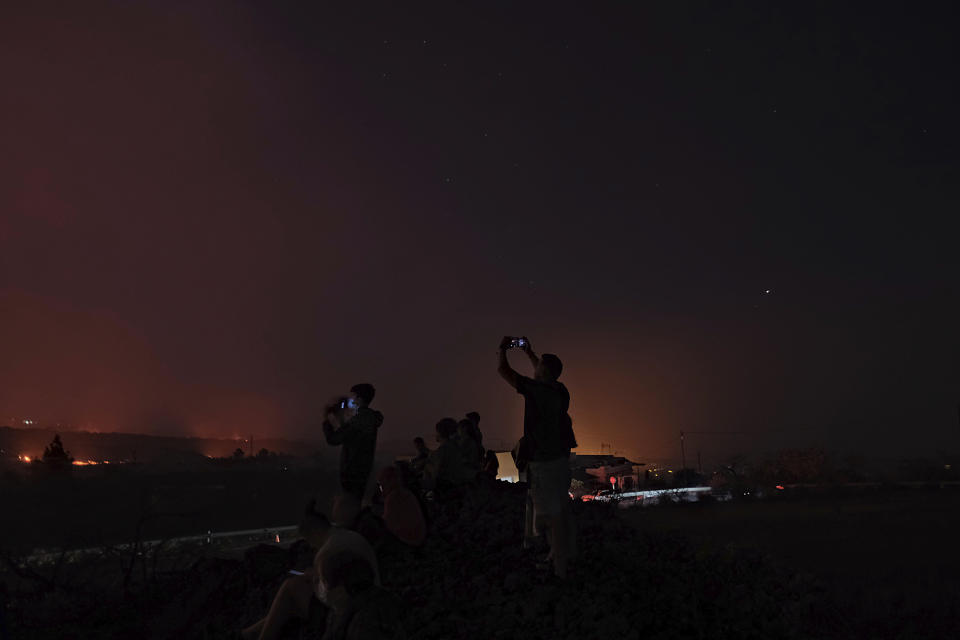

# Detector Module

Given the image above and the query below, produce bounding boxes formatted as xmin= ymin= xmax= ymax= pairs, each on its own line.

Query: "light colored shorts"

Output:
xmin=528 ymin=456 xmax=571 ymax=524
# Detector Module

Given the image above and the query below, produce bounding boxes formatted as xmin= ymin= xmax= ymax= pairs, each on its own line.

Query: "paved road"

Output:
xmin=18 ymin=524 xmax=299 ymax=566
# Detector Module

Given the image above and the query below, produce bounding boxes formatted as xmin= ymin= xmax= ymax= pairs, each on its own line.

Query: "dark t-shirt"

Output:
xmin=324 ymin=407 xmax=383 ymax=496
xmin=515 ymin=375 xmax=576 ymax=461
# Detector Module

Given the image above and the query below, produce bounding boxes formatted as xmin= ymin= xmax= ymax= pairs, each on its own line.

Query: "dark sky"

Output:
xmin=1 ymin=2 xmax=958 ymax=464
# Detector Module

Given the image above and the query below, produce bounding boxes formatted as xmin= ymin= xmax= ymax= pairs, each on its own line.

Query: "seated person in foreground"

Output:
xmin=241 ymin=501 xmax=380 ymax=640
xmin=318 ymin=550 xmax=405 ymax=640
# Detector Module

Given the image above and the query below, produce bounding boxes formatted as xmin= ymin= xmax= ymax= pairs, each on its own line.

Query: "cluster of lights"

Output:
xmin=16 ymin=456 xmax=119 ymax=465
xmin=644 ymin=467 xmax=675 ymax=479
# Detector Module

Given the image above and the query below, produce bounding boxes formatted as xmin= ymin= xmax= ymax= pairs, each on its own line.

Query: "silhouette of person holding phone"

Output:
xmin=323 ymin=383 xmax=383 ymax=505
xmin=498 ymin=336 xmax=577 ymax=578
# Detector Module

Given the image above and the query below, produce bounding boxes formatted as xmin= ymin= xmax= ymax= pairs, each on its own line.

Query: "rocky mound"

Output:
xmin=4 ymin=480 xmax=841 ymax=639
xmin=373 ymin=482 xmax=838 ymax=640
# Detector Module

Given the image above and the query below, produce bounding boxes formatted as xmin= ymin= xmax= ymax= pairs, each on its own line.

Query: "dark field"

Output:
xmin=621 ymin=487 xmax=960 ymax=637
xmin=6 ymin=472 xmax=960 ymax=638
xmin=0 ymin=464 xmax=341 ymax=552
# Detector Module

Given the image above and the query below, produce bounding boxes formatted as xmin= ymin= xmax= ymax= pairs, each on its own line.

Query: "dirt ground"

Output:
xmin=0 ymin=466 xmax=340 ymax=551
xmin=620 ymin=487 xmax=960 ymax=638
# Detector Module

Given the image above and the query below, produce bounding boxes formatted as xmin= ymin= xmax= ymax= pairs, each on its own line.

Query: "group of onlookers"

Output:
xmin=243 ymin=383 xmax=421 ymax=640
xmin=406 ymin=411 xmax=498 ymax=495
xmin=242 ymin=334 xmax=579 ymax=638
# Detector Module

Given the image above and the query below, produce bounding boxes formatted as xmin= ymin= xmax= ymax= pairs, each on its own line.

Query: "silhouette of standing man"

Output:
xmin=323 ymin=383 xmax=383 ymax=506
xmin=497 ymin=336 xmax=577 ymax=579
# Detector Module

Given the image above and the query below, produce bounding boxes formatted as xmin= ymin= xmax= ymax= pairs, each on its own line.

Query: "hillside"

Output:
xmin=0 ymin=426 xmax=327 ymax=464
xmin=4 ymin=481 xmax=841 ymax=640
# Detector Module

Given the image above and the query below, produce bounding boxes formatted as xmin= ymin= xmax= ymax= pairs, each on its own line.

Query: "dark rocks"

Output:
xmin=364 ymin=480 xmax=837 ymax=640
xmin=502 ymin=571 xmax=524 ymax=593
xmin=10 ymin=479 xmax=837 ymax=640
xmin=286 ymin=537 xmax=315 ymax=568
xmin=243 ymin=543 xmax=291 ymax=585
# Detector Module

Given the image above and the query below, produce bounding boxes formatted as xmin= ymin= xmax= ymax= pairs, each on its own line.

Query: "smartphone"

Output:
xmin=510 ymin=337 xmax=527 ymax=349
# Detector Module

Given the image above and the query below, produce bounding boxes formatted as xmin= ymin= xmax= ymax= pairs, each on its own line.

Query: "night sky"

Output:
xmin=2 ymin=2 xmax=958 ymax=464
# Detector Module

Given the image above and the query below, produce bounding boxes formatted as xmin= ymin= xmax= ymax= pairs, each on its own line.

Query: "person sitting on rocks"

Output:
xmin=421 ymin=418 xmax=462 ymax=494
xmin=410 ymin=436 xmax=431 ymax=476
xmin=241 ymin=501 xmax=380 ymax=640
xmin=356 ymin=465 xmax=427 ymax=552
xmin=456 ymin=419 xmax=482 ymax=481
xmin=482 ymin=449 xmax=500 ymax=479
xmin=465 ymin=411 xmax=485 ymax=462
xmin=318 ymin=550 xmax=405 ymax=640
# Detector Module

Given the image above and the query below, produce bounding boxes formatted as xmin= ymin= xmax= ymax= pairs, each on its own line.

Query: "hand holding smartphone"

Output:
xmin=499 ymin=335 xmax=531 ymax=353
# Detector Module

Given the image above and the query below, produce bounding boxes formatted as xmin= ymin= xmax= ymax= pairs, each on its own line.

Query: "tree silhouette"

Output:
xmin=42 ymin=434 xmax=74 ymax=471
xmin=232 ymin=447 xmax=245 ymax=459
